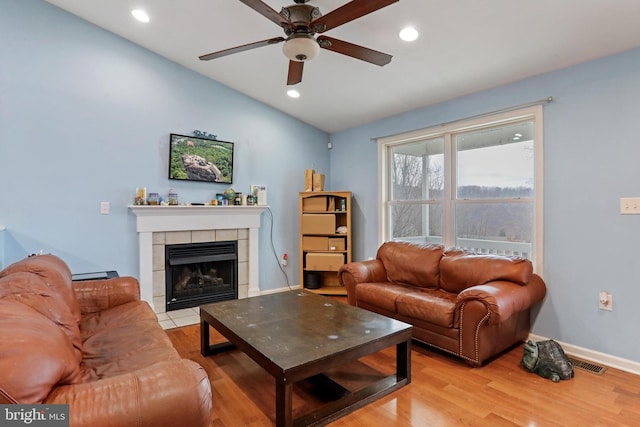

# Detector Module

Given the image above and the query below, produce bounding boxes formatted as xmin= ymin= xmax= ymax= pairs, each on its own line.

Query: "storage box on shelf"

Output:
xmin=305 ymin=253 xmax=345 ymax=271
xmin=299 ymin=191 xmax=352 ymax=295
xmin=301 ymin=214 xmax=336 ymax=234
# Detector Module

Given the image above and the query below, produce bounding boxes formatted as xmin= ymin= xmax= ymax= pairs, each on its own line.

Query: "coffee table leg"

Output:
xmin=200 ymin=319 xmax=210 ymax=357
xmin=275 ymin=378 xmax=293 ymax=427
xmin=397 ymin=339 xmax=411 ymax=382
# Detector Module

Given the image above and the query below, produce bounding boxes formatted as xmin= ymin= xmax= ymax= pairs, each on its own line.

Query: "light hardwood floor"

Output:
xmin=166 ymin=306 xmax=640 ymax=426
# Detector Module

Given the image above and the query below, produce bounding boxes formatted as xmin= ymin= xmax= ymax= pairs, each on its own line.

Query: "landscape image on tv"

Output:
xmin=169 ymin=134 xmax=234 ymax=184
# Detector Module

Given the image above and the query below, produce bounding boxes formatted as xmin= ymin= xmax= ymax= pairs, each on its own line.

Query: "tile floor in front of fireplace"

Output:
xmin=156 ymin=307 xmax=200 ymax=330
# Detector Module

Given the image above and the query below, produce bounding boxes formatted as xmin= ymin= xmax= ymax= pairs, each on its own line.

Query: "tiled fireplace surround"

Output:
xmin=151 ymin=228 xmax=248 ymax=312
xmin=129 ymin=205 xmax=267 ymax=327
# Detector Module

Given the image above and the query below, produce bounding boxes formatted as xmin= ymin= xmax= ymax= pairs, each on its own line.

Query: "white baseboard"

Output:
xmin=259 ymin=285 xmax=300 ymax=295
xmin=528 ymin=334 xmax=640 ymax=376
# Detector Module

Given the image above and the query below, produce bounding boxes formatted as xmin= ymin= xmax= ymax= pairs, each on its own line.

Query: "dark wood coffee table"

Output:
xmin=200 ymin=290 xmax=412 ymax=427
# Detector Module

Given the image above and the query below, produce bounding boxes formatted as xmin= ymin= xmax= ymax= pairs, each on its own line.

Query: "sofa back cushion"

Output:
xmin=377 ymin=242 xmax=444 ymax=288
xmin=0 ymin=254 xmax=81 ymax=323
xmin=0 ymin=300 xmax=82 ymax=404
xmin=0 ymin=272 xmax=82 ymax=362
xmin=439 ymin=253 xmax=533 ymax=293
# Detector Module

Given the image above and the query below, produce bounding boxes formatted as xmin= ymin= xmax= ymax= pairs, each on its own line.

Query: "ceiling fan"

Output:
xmin=199 ymin=0 xmax=399 ymax=85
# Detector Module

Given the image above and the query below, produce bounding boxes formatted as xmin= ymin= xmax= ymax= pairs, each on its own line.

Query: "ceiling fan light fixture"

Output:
xmin=282 ymin=34 xmax=320 ymax=62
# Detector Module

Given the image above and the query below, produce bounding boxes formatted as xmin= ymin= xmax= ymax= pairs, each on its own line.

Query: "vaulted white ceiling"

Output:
xmin=44 ymin=0 xmax=640 ymax=133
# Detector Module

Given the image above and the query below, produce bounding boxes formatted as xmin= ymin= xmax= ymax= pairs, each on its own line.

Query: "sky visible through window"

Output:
xmin=457 ymin=140 xmax=534 ymax=188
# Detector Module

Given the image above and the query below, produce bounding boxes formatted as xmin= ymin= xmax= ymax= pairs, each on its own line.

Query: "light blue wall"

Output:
xmin=0 ymin=0 xmax=329 ymax=289
xmin=329 ymin=48 xmax=640 ymax=363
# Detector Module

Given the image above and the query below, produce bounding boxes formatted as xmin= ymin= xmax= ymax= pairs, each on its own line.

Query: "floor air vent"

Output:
xmin=568 ymin=357 xmax=607 ymax=375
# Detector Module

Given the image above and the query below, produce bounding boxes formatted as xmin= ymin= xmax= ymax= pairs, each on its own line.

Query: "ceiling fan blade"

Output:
xmin=310 ymin=0 xmax=399 ymax=33
xmin=287 ymin=61 xmax=304 ymax=86
xmin=238 ymin=0 xmax=292 ymax=28
xmin=317 ymin=36 xmax=392 ymax=66
xmin=199 ymin=37 xmax=285 ymax=61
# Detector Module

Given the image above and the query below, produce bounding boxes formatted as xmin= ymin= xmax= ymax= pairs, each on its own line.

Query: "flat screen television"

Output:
xmin=168 ymin=133 xmax=234 ymax=184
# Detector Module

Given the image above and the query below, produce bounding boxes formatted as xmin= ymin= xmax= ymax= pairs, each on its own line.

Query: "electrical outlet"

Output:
xmin=100 ymin=202 xmax=110 ymax=214
xmin=598 ymin=292 xmax=613 ymax=311
xmin=620 ymin=197 xmax=640 ymax=214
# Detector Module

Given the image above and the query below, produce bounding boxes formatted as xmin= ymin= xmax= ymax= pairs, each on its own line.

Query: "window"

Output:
xmin=379 ymin=106 xmax=543 ymax=272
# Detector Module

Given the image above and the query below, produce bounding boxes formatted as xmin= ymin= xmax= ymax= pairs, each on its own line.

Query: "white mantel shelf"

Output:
xmin=129 ymin=205 xmax=268 ymax=232
xmin=129 ymin=205 xmax=268 ymax=309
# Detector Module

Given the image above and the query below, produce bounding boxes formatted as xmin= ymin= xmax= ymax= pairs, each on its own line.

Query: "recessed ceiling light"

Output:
xmin=514 ymin=133 xmax=523 ymax=137
xmin=131 ymin=9 xmax=150 ymax=23
xmin=287 ymin=89 xmax=300 ymax=99
xmin=399 ymin=27 xmax=418 ymax=42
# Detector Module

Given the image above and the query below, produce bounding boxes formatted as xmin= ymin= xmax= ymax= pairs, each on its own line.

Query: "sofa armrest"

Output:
xmin=72 ymin=277 xmax=141 ymax=314
xmin=455 ymin=274 xmax=547 ymax=325
xmin=45 ymin=359 xmax=212 ymax=427
xmin=338 ymin=260 xmax=388 ymax=305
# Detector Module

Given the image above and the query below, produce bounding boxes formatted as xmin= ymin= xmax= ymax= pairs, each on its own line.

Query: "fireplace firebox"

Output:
xmin=165 ymin=241 xmax=238 ymax=311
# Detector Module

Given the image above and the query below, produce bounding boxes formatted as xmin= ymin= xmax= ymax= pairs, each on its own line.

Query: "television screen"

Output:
xmin=168 ymin=133 xmax=234 ymax=184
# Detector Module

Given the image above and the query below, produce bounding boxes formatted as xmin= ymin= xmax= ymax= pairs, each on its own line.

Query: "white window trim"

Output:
xmin=378 ymin=105 xmax=544 ymax=273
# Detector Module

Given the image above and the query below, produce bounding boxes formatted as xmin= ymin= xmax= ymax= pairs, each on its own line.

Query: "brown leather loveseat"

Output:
xmin=0 ymin=254 xmax=212 ymax=426
xmin=338 ymin=242 xmax=547 ymax=366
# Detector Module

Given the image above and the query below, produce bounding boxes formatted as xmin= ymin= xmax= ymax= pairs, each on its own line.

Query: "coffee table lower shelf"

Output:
xmin=281 ymin=350 xmax=410 ymax=427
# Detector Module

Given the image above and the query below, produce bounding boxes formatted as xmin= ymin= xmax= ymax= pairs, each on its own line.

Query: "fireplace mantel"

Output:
xmin=129 ymin=205 xmax=267 ymax=310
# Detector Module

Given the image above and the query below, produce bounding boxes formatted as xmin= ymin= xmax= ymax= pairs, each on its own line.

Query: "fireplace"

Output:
xmin=165 ymin=241 xmax=238 ymax=311
xmin=129 ymin=205 xmax=267 ymax=313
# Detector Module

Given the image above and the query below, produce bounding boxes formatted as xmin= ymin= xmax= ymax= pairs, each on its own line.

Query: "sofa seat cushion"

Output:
xmin=396 ymin=289 xmax=457 ymax=328
xmin=355 ymin=282 xmax=416 ymax=313
xmin=377 ymin=242 xmax=444 ymax=288
xmin=0 ymin=300 xmax=82 ymax=404
xmin=80 ymin=301 xmax=180 ymax=381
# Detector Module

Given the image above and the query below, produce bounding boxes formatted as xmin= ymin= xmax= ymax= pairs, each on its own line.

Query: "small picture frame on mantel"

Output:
xmin=250 ymin=185 xmax=267 ymax=206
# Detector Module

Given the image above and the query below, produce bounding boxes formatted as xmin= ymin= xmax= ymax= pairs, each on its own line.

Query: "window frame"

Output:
xmin=378 ymin=105 xmax=544 ymax=273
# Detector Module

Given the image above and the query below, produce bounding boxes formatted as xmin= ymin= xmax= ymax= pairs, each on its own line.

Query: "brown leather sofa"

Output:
xmin=338 ymin=242 xmax=547 ymax=366
xmin=0 ymin=254 xmax=212 ymax=426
